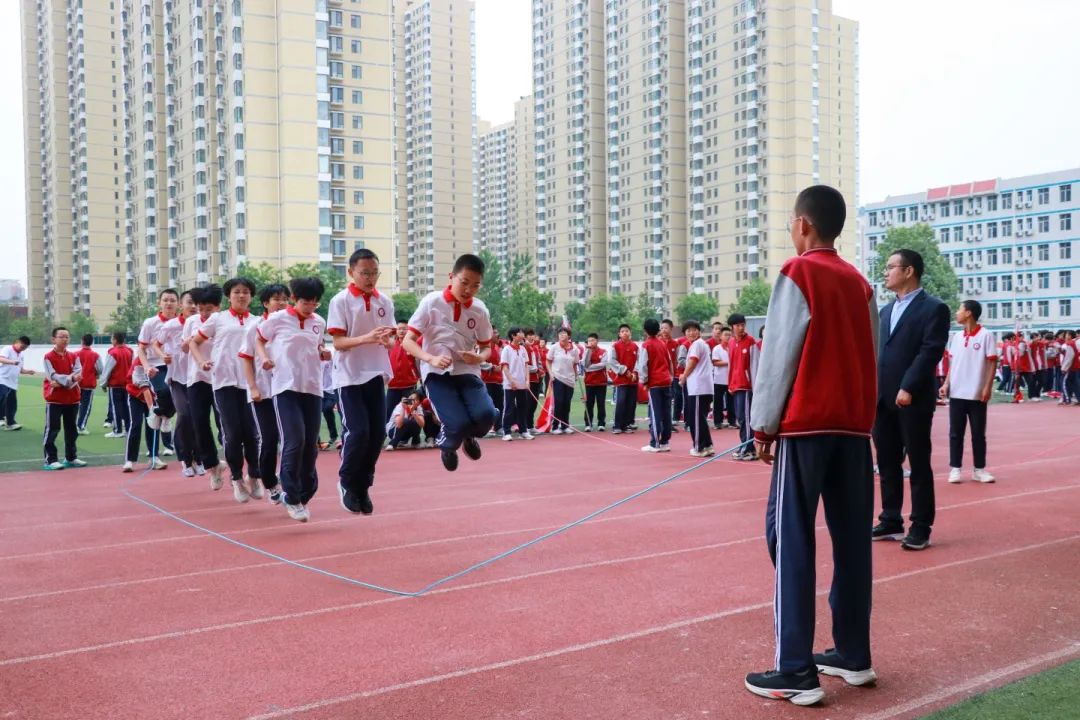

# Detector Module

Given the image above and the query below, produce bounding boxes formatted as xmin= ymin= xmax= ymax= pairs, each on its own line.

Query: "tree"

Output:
xmin=64 ymin=312 xmax=99 ymax=341
xmin=286 ymin=263 xmax=347 ymax=325
xmin=10 ymin=308 xmax=57 ymax=344
xmin=391 ymin=292 xmax=419 ymax=323
xmin=675 ymin=293 xmax=720 ymax=325
xmin=504 ymin=284 xmax=556 ymax=337
xmin=476 ymin=249 xmax=533 ymax=331
xmin=730 ymin=279 xmax=772 ymax=317
xmin=632 ymin=290 xmax=661 ymax=329
xmin=107 ymin=284 xmax=156 ymax=339
xmin=573 ymin=293 xmax=633 ymax=339
xmin=868 ymin=224 xmax=960 ymax=311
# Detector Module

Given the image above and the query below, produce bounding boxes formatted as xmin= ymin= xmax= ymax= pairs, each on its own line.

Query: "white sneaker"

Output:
xmin=122 ymin=461 xmax=134 ymax=473
xmin=146 ymin=414 xmax=161 ymax=430
xmin=151 ymin=457 xmax=168 ymax=471
xmin=948 ymin=467 xmax=963 ymax=484
xmin=551 ymin=428 xmax=563 ymax=435
xmin=657 ymin=444 xmax=671 ymax=452
xmin=104 ymin=431 xmax=125 ymax=438
xmin=704 ymin=446 xmax=715 ymax=456
xmin=285 ymin=503 xmax=309 ymax=522
xmin=232 ymin=479 xmax=251 ymax=503
xmin=102 ymin=420 xmax=112 ymax=428
xmin=641 ymin=445 xmax=659 ymax=453
xmin=521 ymin=432 xmax=535 ymax=440
xmin=973 ymin=469 xmax=996 ymax=483
xmin=160 ymin=416 xmax=173 ymax=433
xmin=690 ymin=449 xmax=708 ymax=458
xmin=194 ymin=463 xmax=206 ymax=476
xmin=209 ymin=465 xmax=224 ymax=491
xmin=563 ymin=426 xmax=574 ymax=434
xmin=77 ymin=429 xmax=90 ymax=436
xmin=611 ymin=429 xmax=623 ymax=435
xmin=247 ymin=475 xmax=265 ymax=500
xmin=503 ymin=434 xmax=513 ymax=442
xmin=584 ymin=425 xmax=593 ymax=432
xmin=181 ymin=464 xmax=195 ymax=478
xmin=160 ymin=447 xmax=175 ymax=456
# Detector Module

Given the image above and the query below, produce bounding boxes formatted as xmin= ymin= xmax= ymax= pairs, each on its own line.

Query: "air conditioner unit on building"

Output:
xmin=1025 ymin=200 xmax=1032 ymax=208
xmin=966 ymin=209 xmax=973 ymax=215
xmin=975 ymin=261 xmax=983 ymax=268
xmin=1025 ymin=284 xmax=1033 ymax=292
xmin=975 ymin=207 xmax=982 ymax=214
xmin=1026 ymin=257 xmax=1034 ymax=264
xmin=928 ymin=212 xmax=936 ymax=220
xmin=965 ymin=262 xmax=973 ymax=270
xmin=966 ymin=236 xmax=974 ymax=243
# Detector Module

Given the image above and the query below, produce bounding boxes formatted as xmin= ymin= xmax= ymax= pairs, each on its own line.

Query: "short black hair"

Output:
xmin=259 ymin=283 xmax=290 ymax=305
xmin=618 ymin=323 xmax=631 ymax=332
xmin=587 ymin=332 xmax=599 ymax=340
xmin=349 ymin=248 xmax=380 ymax=267
xmin=507 ymin=326 xmax=523 ymax=338
xmin=681 ymin=320 xmax=701 ymax=333
xmin=643 ymin=318 xmax=660 ymax=337
xmin=661 ymin=318 xmax=674 ymax=328
xmin=197 ymin=284 xmax=223 ymax=306
xmin=51 ymin=326 xmax=68 ymax=338
xmin=524 ymin=328 xmax=536 ymax=337
xmin=289 ymin=276 xmax=325 ymax=301
xmin=180 ymin=289 xmax=195 ymax=303
xmin=82 ymin=334 xmax=94 ymax=346
xmin=158 ymin=288 xmax=179 ymax=300
xmin=452 ymin=253 xmax=485 ymax=276
xmin=891 ymin=249 xmax=925 ymax=280
xmin=728 ymin=313 xmax=746 ymax=326
xmin=712 ymin=321 xmax=723 ymax=329
xmin=794 ymin=185 xmax=847 ymax=242
xmin=223 ymin=277 xmax=257 ymax=296
xmin=557 ymin=327 xmax=570 ymax=336
xmin=17 ymin=335 xmax=31 ymax=346
xmin=111 ymin=331 xmax=126 ymax=344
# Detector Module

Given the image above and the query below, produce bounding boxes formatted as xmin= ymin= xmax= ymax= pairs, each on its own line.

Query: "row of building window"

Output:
xmin=868 ymin=183 xmax=1074 ymax=226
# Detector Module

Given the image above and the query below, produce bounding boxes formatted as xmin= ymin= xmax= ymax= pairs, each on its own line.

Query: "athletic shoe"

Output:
xmin=814 ymin=649 xmax=878 ymax=686
xmin=194 ymin=463 xmax=207 ymax=476
xmin=583 ymin=425 xmax=593 ymax=432
xmin=520 ymin=432 xmax=535 ymax=440
xmin=903 ymin=468 xmax=912 ymax=478
xmin=232 ymin=479 xmax=250 ymax=503
xmin=42 ymin=461 xmax=65 ymax=471
xmin=657 ymin=444 xmax=671 ymax=452
xmin=339 ymin=483 xmax=373 ymax=515
xmin=597 ymin=425 xmax=606 ymax=432
xmin=900 ymin=531 xmax=931 ymax=551
xmin=0 ymin=420 xmax=6 ymax=427
xmin=104 ymin=431 xmax=126 ymax=438
xmin=973 ymin=468 xmax=995 ymax=483
xmin=384 ymin=444 xmax=395 ymax=451
xmin=267 ymin=488 xmax=283 ymax=505
xmin=209 ymin=465 xmax=223 ymax=490
xmin=160 ymin=417 xmax=173 ymax=433
xmin=285 ymin=503 xmax=309 ymax=522
xmin=611 ymin=429 xmax=623 ymax=435
xmin=441 ymin=448 xmax=459 ymax=472
xmin=181 ymin=464 xmax=195 ymax=478
xmin=318 ymin=441 xmax=330 ymax=451
xmin=462 ymin=437 xmax=482 ymax=461
xmin=563 ymin=426 xmax=574 ymax=434
xmin=64 ymin=458 xmax=88 ymax=468
xmin=122 ymin=461 xmax=134 ymax=473
xmin=629 ymin=424 xmax=639 ymax=431
xmin=146 ymin=414 xmax=161 ymax=430
xmin=872 ymin=523 xmax=905 ymax=541
xmin=744 ymin=669 xmax=824 ymax=706
xmin=247 ymin=476 xmax=265 ymax=500
xmin=334 ymin=439 xmax=343 ymax=450
xmin=77 ymin=429 xmax=90 ymax=436
xmin=690 ymin=449 xmax=708 ymax=458
xmin=6 ymin=423 xmax=22 ymax=431
xmin=503 ymin=434 xmax=514 ymax=442
xmin=641 ymin=445 xmax=660 ymax=453
xmin=551 ymin=428 xmax=563 ymax=435
xmin=485 ymin=430 xmax=498 ymax=438
xmin=160 ymin=447 xmax=175 ymax=457
xmin=731 ymin=451 xmax=745 ymax=461
xmin=102 ymin=420 xmax=112 ymax=428
xmin=671 ymin=426 xmax=680 ymax=433
xmin=948 ymin=467 xmax=963 ymax=483
xmin=740 ymin=452 xmax=759 ymax=461
xmin=151 ymin=457 xmax=168 ymax=471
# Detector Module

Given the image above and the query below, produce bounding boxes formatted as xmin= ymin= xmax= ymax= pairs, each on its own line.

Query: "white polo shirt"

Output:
xmin=138 ymin=313 xmax=171 ymax=365
xmin=237 ymin=315 xmax=273 ymax=402
xmin=0 ymin=345 xmax=25 ymax=390
xmin=156 ymin=316 xmax=189 ymax=387
xmin=183 ymin=314 xmax=213 ymax=386
xmin=946 ymin=326 xmax=998 ymax=401
xmin=197 ymin=308 xmax=253 ymax=390
xmin=547 ymin=342 xmax=581 ymax=388
xmin=685 ymin=338 xmax=713 ymax=397
xmin=256 ymin=307 xmax=326 ymax=397
xmin=326 ymin=284 xmax=395 ymax=389
xmin=711 ymin=344 xmax=730 ymax=386
xmin=500 ymin=343 xmax=530 ymax=389
xmin=321 ymin=358 xmax=334 ymax=393
xmin=407 ymin=287 xmax=493 ymax=382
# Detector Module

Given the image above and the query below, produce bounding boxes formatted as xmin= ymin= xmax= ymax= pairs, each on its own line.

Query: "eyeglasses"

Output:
xmin=785 ymin=215 xmax=814 ymax=233
xmin=355 ymin=270 xmax=380 ymax=280
xmin=883 ymin=263 xmax=910 ymax=274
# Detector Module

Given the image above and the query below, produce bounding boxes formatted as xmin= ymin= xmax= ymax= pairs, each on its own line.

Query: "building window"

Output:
xmin=1038 ymin=187 xmax=1050 ymax=205
xmin=353 ymin=190 xmax=365 ymax=204
xmin=952 ymin=253 xmax=963 ymax=269
xmin=352 ymin=140 xmax=363 ymax=154
xmin=1001 ymin=193 xmax=1013 ymax=210
xmin=1062 ymin=242 xmax=1073 ymax=260
xmin=940 ymin=227 xmax=950 ymax=243
xmin=353 ymin=165 xmax=364 ymax=179
xmin=897 ymin=208 xmax=906 ymax=223
xmin=331 ymin=213 xmax=346 ymax=231
xmin=987 ymin=248 xmax=998 ymax=265
xmin=351 ymin=39 xmax=362 ymax=53
xmin=352 ymin=115 xmax=363 ymax=129
xmin=1037 ymin=272 xmax=1050 ymax=289
xmin=1038 ymin=216 xmax=1049 ymax=233
xmin=1037 ymin=300 xmax=1050 ymax=318
xmin=1061 ymin=214 xmax=1072 ymax=231
xmin=1002 ymin=303 xmax=1013 ymax=319
xmin=353 ymin=215 xmax=365 ymax=230
xmin=987 ymin=303 xmax=998 ymax=320
xmin=1038 ymin=244 xmax=1050 ymax=261
xmin=351 ymin=65 xmax=362 ymax=79
xmin=351 ymin=90 xmax=363 ymax=104
xmin=953 ymin=200 xmax=963 ymax=215
xmin=1062 ymin=299 xmax=1073 ymax=317
xmin=1002 ymin=220 xmax=1012 ymax=236
xmin=987 ymin=195 xmax=998 ymax=211
xmin=941 ymin=202 xmax=950 ymax=218
xmin=987 ymin=275 xmax=998 ymax=292
xmin=350 ymin=14 xmax=361 ymax=28
xmin=1061 ymin=184 xmax=1073 ymax=203
xmin=1061 ymin=270 xmax=1072 ymax=289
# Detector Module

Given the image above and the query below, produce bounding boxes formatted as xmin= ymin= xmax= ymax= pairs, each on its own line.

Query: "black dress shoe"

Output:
xmin=900 ymin=530 xmax=931 ymax=551
xmin=462 ymin=437 xmax=482 ymax=461
xmin=872 ymin=523 xmax=905 ymax=541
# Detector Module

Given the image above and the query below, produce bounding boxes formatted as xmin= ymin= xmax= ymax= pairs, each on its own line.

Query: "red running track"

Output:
xmin=1 ymin=403 xmax=1078 ymax=719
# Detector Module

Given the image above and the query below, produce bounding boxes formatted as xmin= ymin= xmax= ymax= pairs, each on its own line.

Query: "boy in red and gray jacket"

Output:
xmin=744 ymin=185 xmax=879 ymax=706
xmin=636 ymin=318 xmax=674 ymax=452
xmin=606 ymin=323 xmax=640 ymax=433
xmin=727 ymin=313 xmax=760 ymax=460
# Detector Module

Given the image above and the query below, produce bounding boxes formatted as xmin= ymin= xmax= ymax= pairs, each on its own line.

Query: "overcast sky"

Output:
xmin=3 ymin=0 xmax=1079 ymax=288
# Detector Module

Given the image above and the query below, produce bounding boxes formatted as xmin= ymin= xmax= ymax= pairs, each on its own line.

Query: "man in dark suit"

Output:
xmin=873 ymin=249 xmax=950 ymax=551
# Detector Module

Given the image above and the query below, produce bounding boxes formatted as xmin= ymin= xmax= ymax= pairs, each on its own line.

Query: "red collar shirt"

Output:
xmin=326 ymin=283 xmax=395 ymax=388
xmin=256 ymin=308 xmax=326 ymax=397
xmin=156 ymin=315 xmax=189 ymax=387
xmin=138 ymin=312 xmax=171 ymax=365
xmin=407 ymin=286 xmax=493 ymax=382
xmin=197 ymin=308 xmax=253 ymax=390
xmin=183 ymin=314 xmax=214 ymax=386
xmin=237 ymin=315 xmax=272 ymax=402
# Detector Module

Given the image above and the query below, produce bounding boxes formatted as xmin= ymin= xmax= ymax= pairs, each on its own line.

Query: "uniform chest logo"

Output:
xmin=377 ymin=308 xmax=386 ymax=318
xmin=467 ymin=318 xmax=477 ymax=329
xmin=973 ymin=343 xmax=981 ymax=350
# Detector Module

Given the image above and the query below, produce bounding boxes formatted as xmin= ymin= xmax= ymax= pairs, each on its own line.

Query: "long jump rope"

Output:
xmin=121 ymin=345 xmax=745 ymax=598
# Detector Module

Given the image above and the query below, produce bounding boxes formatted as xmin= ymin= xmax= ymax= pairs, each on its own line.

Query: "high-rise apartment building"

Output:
xmin=476 ymin=95 xmax=537 ymax=267
xmin=860 ymin=169 xmax=1080 ymax=331
xmin=395 ymin=0 xmax=477 ymax=295
xmin=22 ymin=0 xmax=127 ymax=321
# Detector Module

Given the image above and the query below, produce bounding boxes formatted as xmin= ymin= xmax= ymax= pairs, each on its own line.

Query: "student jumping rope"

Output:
xmin=153 ymin=290 xmax=199 ymax=476
xmin=182 ymin=286 xmax=226 ymax=487
xmin=137 ymin=289 xmax=179 ymax=455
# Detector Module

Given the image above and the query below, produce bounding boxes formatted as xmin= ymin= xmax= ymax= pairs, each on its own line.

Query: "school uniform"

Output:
xmin=42 ymin=349 xmax=82 ymax=464
xmin=637 ymin=336 xmax=674 ymax=449
xmin=100 ymin=345 xmax=134 ymax=435
xmin=1014 ymin=338 xmax=1035 ymax=397
xmin=238 ymin=314 xmax=280 ymax=491
xmin=946 ymin=327 xmax=997 ymax=470
xmin=582 ymin=345 xmax=608 ymax=429
xmin=386 ymin=400 xmax=424 ymax=448
xmin=524 ymin=342 xmax=542 ymax=429
xmin=668 ymin=337 xmax=687 ymax=424
xmin=1063 ymin=339 xmax=1080 ymax=403
xmin=728 ymin=333 xmax=760 ymax=455
xmin=407 ymin=286 xmax=499 ymax=451
xmin=711 ymin=343 xmax=733 ymax=429
xmin=327 ymin=283 xmax=396 ymax=495
xmin=124 ymin=364 xmax=160 ymax=462
xmin=258 ymin=308 xmax=326 ymax=506
xmin=320 ymin=359 xmax=339 ymax=443
xmin=997 ymin=340 xmax=1013 ymax=392
xmin=0 ymin=344 xmax=26 ymax=426
xmin=548 ymin=341 xmax=581 ymax=432
xmin=684 ymin=338 xmax=714 ymax=452
xmin=183 ymin=313 xmax=222 ymax=472
xmin=481 ymin=340 xmax=505 ymax=428
xmin=386 ymin=336 xmax=420 ymax=421
xmin=198 ymin=308 xmax=260 ymax=482
xmin=607 ymin=339 xmax=640 ymax=432
xmin=138 ymin=314 xmax=176 ymax=449
xmin=157 ymin=316 xmax=196 ymax=468
xmin=74 ymin=347 xmax=102 ymax=432
xmin=500 ymin=342 xmax=531 ymax=436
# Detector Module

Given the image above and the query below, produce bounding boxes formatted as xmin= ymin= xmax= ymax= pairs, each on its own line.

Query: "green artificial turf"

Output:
xmin=920 ymin=659 xmax=1080 ymax=720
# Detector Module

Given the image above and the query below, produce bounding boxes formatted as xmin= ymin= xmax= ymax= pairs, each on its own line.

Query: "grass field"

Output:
xmin=920 ymin=659 xmax=1080 ymax=719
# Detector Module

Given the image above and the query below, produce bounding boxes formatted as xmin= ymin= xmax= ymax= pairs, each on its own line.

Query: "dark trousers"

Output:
xmin=686 ymin=393 xmax=713 ymax=452
xmin=1064 ymin=371 xmax=1080 ymax=403
xmin=1018 ymin=371 xmax=1035 ymax=398
xmin=647 ymin=385 xmax=673 ymax=448
xmin=613 ymin=383 xmax=637 ymax=431
xmin=105 ymin=391 xmax=113 ymax=424
xmin=76 ymin=388 xmax=95 ymax=431
xmin=671 ymin=379 xmax=684 ymax=422
xmin=733 ymin=389 xmax=754 ymax=453
xmin=150 ymin=364 xmax=174 ymax=450
xmin=1052 ymin=366 xmax=1063 ymax=394
xmin=486 ymin=382 xmax=504 ymax=426
xmin=186 ymin=381 xmax=221 ymax=470
xmin=873 ymin=400 xmax=936 ymax=534
xmin=322 ymin=391 xmax=339 ymax=441
xmin=388 ymin=417 xmax=423 ymax=447
xmin=425 ymin=372 xmax=499 ymax=450
xmin=2 ymin=385 xmax=16 ymax=424
xmin=43 ymin=403 xmax=78 ymax=463
xmin=766 ymin=435 xmax=874 ymax=674
xmin=422 ymin=411 xmax=440 ymax=440
xmin=502 ymin=388 xmax=530 ymax=434
xmin=997 ymin=365 xmax=1012 ymax=391
xmin=338 ymin=377 xmax=386 ymax=492
xmin=713 ymin=383 xmax=733 ymax=428
xmin=125 ymin=395 xmax=159 ymax=462
xmin=250 ymin=399 xmax=280 ymax=490
xmin=526 ymin=380 xmax=542 ymax=428
xmin=385 ymin=386 xmax=413 ymax=423
xmin=109 ymin=387 xmax=130 ymax=433
xmin=948 ymin=399 xmax=988 ymax=469
xmin=213 ymin=386 xmax=260 ymax=481
xmin=551 ymin=379 xmax=574 ymax=430
xmin=274 ymin=391 xmax=321 ymax=505
xmin=583 ymin=384 xmax=607 ymax=428
xmin=169 ymin=380 xmax=196 ymax=465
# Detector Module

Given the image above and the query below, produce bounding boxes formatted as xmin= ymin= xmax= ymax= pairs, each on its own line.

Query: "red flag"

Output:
xmin=536 ymin=391 xmax=555 ymax=433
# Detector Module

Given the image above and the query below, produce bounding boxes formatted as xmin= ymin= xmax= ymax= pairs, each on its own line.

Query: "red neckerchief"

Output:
xmin=229 ymin=307 xmax=251 ymax=325
xmin=442 ymin=286 xmax=473 ymax=322
xmin=347 ymin=283 xmax=380 ymax=311
xmin=963 ymin=324 xmax=982 ymax=348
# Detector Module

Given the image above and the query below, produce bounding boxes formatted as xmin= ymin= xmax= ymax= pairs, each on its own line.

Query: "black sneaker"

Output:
xmin=339 ymin=483 xmax=373 ymax=515
xmin=814 ymin=648 xmax=877 ymax=686
xmin=462 ymin=437 xmax=482 ymax=461
xmin=441 ymin=448 xmax=459 ymax=472
xmin=872 ymin=523 xmax=905 ymax=541
xmin=744 ymin=669 xmax=824 ymax=706
xmin=900 ymin=530 xmax=931 ymax=551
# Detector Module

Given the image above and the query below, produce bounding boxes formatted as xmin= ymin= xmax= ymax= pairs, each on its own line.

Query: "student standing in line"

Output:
xmin=73 ymin=335 xmax=102 ymax=435
xmin=680 ymin=320 xmax=714 ymax=457
xmin=1061 ymin=330 xmax=1080 ymax=405
xmin=500 ymin=326 xmax=533 ymax=441
xmin=403 ymin=253 xmax=500 ymax=471
xmin=637 ymin=318 xmax=674 ymax=453
xmin=318 ymin=354 xmax=341 ymax=450
xmin=386 ymin=320 xmax=420 ymax=420
xmin=137 ymin=289 xmax=179 ymax=455
xmin=121 ymin=360 xmax=167 ymax=472
xmin=42 ymin=327 xmax=86 ymax=470
xmin=326 ymin=249 xmax=396 ymax=513
xmin=190 ymin=277 xmax=262 ymax=503
xmin=728 ymin=313 xmax=760 ymax=460
xmin=239 ymin=283 xmax=291 ymax=503
xmin=523 ymin=329 xmax=542 ymax=432
xmin=154 ymin=290 xmax=199 ymax=476
xmin=608 ymin=323 xmax=640 ymax=434
xmin=581 ymin=333 xmax=608 ymax=431
xmin=183 ymin=286 xmax=225 ymax=488
xmin=0 ymin=336 xmax=34 ymax=431
xmin=546 ymin=327 xmax=581 ymax=434
xmin=711 ymin=326 xmax=733 ymax=430
xmin=480 ymin=327 xmax=504 ymax=436
xmin=940 ymin=300 xmax=998 ymax=484
xmin=99 ymin=331 xmax=133 ymax=438
xmin=661 ymin=319 xmax=687 ymax=432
